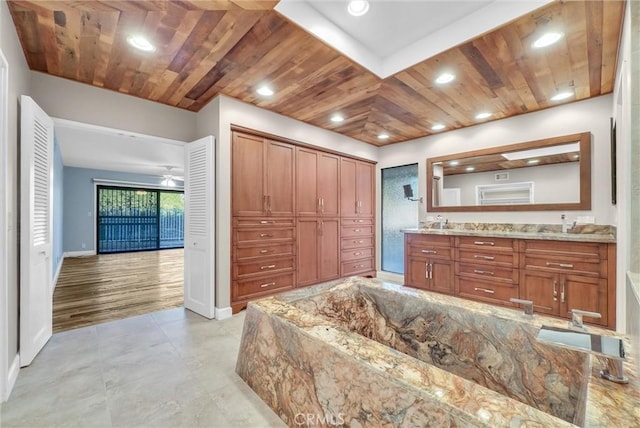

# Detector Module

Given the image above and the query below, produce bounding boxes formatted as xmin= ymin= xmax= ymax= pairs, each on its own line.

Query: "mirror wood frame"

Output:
xmin=426 ymin=132 xmax=592 ymax=212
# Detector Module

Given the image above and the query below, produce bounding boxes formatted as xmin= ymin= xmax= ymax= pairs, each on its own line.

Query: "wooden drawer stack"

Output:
xmin=456 ymin=236 xmax=519 ymax=306
xmin=232 ymin=218 xmax=296 ymax=307
xmin=341 ymin=218 xmax=375 ymax=276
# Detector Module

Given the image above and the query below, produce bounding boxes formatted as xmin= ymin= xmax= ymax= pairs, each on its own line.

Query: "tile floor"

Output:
xmin=0 ymin=308 xmax=286 ymax=427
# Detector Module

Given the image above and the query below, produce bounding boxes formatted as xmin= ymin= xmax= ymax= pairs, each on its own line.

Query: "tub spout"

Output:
xmin=536 ymin=325 xmax=629 ymax=384
xmin=509 ymin=298 xmax=534 ymax=316
xmin=570 ymin=309 xmax=601 ymax=330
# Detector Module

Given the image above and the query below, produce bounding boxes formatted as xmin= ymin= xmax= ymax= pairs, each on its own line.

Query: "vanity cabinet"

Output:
xmin=340 ymin=158 xmax=374 ymax=217
xmin=404 ymin=232 xmax=616 ymax=328
xmin=520 ymin=240 xmax=611 ymax=327
xmin=405 ymin=234 xmax=454 ymax=294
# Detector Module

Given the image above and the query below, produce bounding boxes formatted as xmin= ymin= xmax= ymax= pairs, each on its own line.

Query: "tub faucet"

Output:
xmin=570 ymin=309 xmax=602 ymax=330
xmin=536 ymin=325 xmax=629 ymax=384
xmin=509 ymin=298 xmax=534 ymax=316
xmin=436 ymin=215 xmax=447 ymax=230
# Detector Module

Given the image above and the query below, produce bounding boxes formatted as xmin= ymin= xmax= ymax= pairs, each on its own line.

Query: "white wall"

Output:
xmin=30 ymin=72 xmax=198 ymax=142
xmin=377 ymin=95 xmax=615 ymax=226
xmin=1 ymin=0 xmax=31 ymax=401
xmin=196 ymin=95 xmax=378 ymax=310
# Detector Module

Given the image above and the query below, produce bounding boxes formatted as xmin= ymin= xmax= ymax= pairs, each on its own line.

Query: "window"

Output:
xmin=97 ymin=186 xmax=184 ymax=253
xmin=381 ymin=164 xmax=419 ymax=274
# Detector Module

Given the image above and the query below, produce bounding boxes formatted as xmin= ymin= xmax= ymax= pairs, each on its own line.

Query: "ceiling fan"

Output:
xmin=160 ymin=166 xmax=183 ymax=187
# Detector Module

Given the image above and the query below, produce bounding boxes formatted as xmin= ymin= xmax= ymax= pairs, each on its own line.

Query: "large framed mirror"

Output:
xmin=427 ymin=132 xmax=591 ymax=212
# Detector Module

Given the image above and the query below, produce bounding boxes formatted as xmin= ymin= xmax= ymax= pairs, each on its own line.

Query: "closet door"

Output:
xmin=356 ymin=161 xmax=374 ymax=217
xmin=318 ymin=153 xmax=340 ymax=217
xmin=319 ymin=219 xmax=340 ymax=281
xmin=297 ymin=219 xmax=319 ymax=286
xmin=266 ymin=140 xmax=295 ymax=217
xmin=232 ymin=132 xmax=265 ymax=217
xmin=340 ymin=158 xmax=357 ymax=217
xmin=296 ymin=148 xmax=318 ymax=216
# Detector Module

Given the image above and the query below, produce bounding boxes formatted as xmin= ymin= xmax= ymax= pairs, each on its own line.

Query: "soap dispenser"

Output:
xmin=561 ymin=214 xmax=569 ymax=233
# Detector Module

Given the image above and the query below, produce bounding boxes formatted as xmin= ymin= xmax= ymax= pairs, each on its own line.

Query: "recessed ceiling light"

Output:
xmin=256 ymin=85 xmax=274 ymax=96
xmin=475 ymin=112 xmax=492 ymax=120
xmin=465 ymin=166 xmax=475 ymax=172
xmin=127 ymin=35 xmax=156 ymax=52
xmin=377 ymin=133 xmax=389 ymax=140
xmin=347 ymin=0 xmax=369 ymax=16
xmin=435 ymin=73 xmax=455 ymax=84
xmin=532 ymin=32 xmax=563 ymax=49
xmin=551 ymin=91 xmax=573 ymax=101
xmin=449 ymin=160 xmax=459 ymax=166
xmin=527 ymin=159 xmax=540 ymax=164
xmin=431 ymin=124 xmax=446 ymax=131
xmin=330 ymin=114 xmax=344 ymax=123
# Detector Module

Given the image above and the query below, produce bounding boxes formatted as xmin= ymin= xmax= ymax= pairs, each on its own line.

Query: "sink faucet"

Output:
xmin=570 ymin=309 xmax=602 ymax=330
xmin=561 ymin=214 xmax=576 ymax=233
xmin=436 ymin=215 xmax=447 ymax=230
xmin=509 ymin=298 xmax=534 ymax=316
xmin=536 ymin=325 xmax=629 ymax=384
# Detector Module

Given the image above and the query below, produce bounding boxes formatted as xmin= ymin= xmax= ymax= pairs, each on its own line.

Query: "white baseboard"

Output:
xmin=4 ymin=353 xmax=19 ymax=402
xmin=53 ymin=257 xmax=64 ymax=291
xmin=376 ymin=271 xmax=404 ymax=285
xmin=215 ymin=306 xmax=233 ymax=320
xmin=63 ymin=250 xmax=95 ymax=258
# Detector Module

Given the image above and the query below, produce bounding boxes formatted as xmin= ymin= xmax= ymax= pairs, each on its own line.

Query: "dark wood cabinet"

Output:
xmin=340 ymin=158 xmax=374 ymax=217
xmin=232 ymin=132 xmax=295 ymax=217
xmin=405 ymin=232 xmax=616 ymax=329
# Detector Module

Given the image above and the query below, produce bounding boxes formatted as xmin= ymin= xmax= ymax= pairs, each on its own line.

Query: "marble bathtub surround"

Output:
xmin=236 ymin=278 xmax=639 ymax=427
xmin=416 ymin=221 xmax=616 ymax=243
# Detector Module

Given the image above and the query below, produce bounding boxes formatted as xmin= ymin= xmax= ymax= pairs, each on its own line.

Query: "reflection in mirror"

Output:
xmin=427 ymin=132 xmax=591 ymax=212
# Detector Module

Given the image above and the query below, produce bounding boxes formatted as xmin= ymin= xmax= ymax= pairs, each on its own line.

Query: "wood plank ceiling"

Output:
xmin=7 ymin=0 xmax=625 ymax=146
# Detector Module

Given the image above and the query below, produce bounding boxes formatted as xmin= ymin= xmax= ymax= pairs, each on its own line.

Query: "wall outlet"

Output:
xmin=81 ymin=242 xmax=86 ymax=249
xmin=576 ymin=216 xmax=595 ymax=224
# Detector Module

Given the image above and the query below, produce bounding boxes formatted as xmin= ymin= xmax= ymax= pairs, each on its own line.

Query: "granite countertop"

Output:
xmin=266 ymin=278 xmax=639 ymax=427
xmin=403 ymin=222 xmax=616 ymax=243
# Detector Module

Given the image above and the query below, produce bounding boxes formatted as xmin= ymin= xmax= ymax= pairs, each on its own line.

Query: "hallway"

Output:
xmin=53 ymin=249 xmax=184 ymax=333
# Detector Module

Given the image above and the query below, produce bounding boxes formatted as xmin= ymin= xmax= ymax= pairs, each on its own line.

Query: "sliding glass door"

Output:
xmin=97 ymin=186 xmax=184 ymax=253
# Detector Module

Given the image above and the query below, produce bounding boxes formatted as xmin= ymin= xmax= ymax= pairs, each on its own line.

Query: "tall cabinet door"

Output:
xmin=356 ymin=161 xmax=374 ymax=217
xmin=318 ymin=153 xmax=340 ymax=216
xmin=319 ymin=219 xmax=340 ymax=281
xmin=232 ymin=133 xmax=265 ymax=217
xmin=297 ymin=219 xmax=319 ymax=286
xmin=267 ymin=140 xmax=295 ymax=216
xmin=296 ymin=148 xmax=319 ymax=216
xmin=340 ymin=158 xmax=357 ymax=217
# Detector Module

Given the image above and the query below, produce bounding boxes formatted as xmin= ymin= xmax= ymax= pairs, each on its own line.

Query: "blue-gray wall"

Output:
xmin=63 ymin=167 xmax=170 ymax=253
xmin=53 ymin=138 xmax=64 ymax=279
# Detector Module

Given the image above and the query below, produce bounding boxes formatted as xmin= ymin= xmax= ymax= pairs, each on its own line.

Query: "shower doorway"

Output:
xmin=381 ymin=164 xmax=419 ymax=274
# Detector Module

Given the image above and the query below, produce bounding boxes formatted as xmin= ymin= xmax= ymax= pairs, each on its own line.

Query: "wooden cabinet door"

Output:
xmin=318 ymin=153 xmax=340 ymax=217
xmin=562 ymin=275 xmax=607 ymax=326
xmin=356 ymin=161 xmax=374 ymax=217
xmin=319 ymin=219 xmax=340 ymax=281
xmin=266 ymin=140 xmax=295 ymax=216
xmin=296 ymin=148 xmax=318 ymax=216
xmin=340 ymin=157 xmax=357 ymax=217
xmin=297 ymin=219 xmax=319 ymax=286
xmin=431 ymin=260 xmax=454 ymax=294
xmin=232 ymin=132 xmax=265 ymax=216
xmin=406 ymin=257 xmax=429 ymax=290
xmin=521 ymin=270 xmax=558 ymax=316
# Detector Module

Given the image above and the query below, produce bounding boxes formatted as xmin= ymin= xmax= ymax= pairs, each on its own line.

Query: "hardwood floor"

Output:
xmin=53 ymin=249 xmax=184 ymax=333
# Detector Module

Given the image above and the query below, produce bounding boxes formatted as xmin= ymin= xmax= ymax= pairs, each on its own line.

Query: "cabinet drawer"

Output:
xmin=235 ymin=243 xmax=294 ymax=261
xmin=457 ymin=248 xmax=517 ymax=267
xmin=341 ymin=247 xmax=373 ymax=262
xmin=235 ymin=228 xmax=294 ymax=244
xmin=456 ymin=263 xmax=518 ymax=284
xmin=522 ymin=254 xmax=603 ymax=277
xmin=521 ymin=240 xmax=606 ymax=259
xmin=456 ymin=236 xmax=516 ymax=252
xmin=341 ymin=258 xmax=374 ymax=276
xmin=407 ymin=234 xmax=452 ymax=247
xmin=341 ymin=226 xmax=374 ymax=237
xmin=457 ymin=277 xmax=518 ymax=305
xmin=234 ymin=218 xmax=295 ymax=228
xmin=234 ymin=257 xmax=295 ymax=278
xmin=407 ymin=244 xmax=452 ymax=261
xmin=234 ymin=273 xmax=294 ymax=300
xmin=341 ymin=218 xmax=374 ymax=226
xmin=341 ymin=237 xmax=374 ymax=249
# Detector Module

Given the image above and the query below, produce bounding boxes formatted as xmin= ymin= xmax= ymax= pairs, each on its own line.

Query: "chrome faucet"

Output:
xmin=436 ymin=215 xmax=447 ymax=230
xmin=570 ymin=309 xmax=602 ymax=330
xmin=536 ymin=325 xmax=629 ymax=384
xmin=509 ymin=298 xmax=534 ymax=316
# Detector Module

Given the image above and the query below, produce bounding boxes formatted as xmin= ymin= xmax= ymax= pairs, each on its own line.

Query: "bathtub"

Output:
xmin=236 ymin=278 xmax=638 ymax=427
